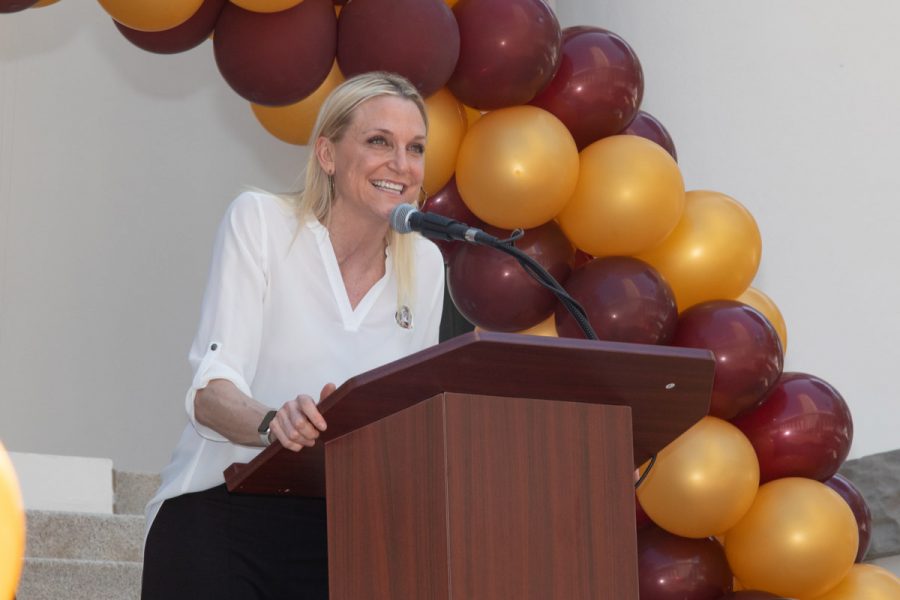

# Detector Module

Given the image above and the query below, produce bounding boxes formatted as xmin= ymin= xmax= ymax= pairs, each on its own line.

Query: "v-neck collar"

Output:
xmin=306 ymin=218 xmax=392 ymax=331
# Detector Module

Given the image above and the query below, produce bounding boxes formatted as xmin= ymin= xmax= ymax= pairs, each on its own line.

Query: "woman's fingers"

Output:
xmin=269 ymin=417 xmax=306 ymax=452
xmin=267 ymin=387 xmax=333 ymax=452
xmin=301 ymin=393 xmax=329 ymax=432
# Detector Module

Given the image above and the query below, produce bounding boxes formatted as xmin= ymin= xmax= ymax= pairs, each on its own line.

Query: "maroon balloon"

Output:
xmin=824 ymin=473 xmax=872 ymax=562
xmin=718 ymin=592 xmax=791 ymax=600
xmin=671 ymin=301 xmax=783 ymax=420
xmin=422 ymin=177 xmax=486 ymax=263
xmin=621 ymin=110 xmax=677 ymax=161
xmin=732 ymin=372 xmax=853 ymax=483
xmin=114 ymin=0 xmax=225 ymax=55
xmin=572 ymin=249 xmax=594 ymax=270
xmin=638 ymin=526 xmax=733 ymax=600
xmin=214 ymin=0 xmax=336 ymax=106
xmin=0 ymin=0 xmax=37 ymax=12
xmin=531 ymin=26 xmax=643 ymax=150
xmin=448 ymin=222 xmax=574 ymax=331
xmin=448 ymin=0 xmax=561 ymax=110
xmin=555 ymin=257 xmax=677 ymax=344
xmin=337 ymin=0 xmax=459 ymax=98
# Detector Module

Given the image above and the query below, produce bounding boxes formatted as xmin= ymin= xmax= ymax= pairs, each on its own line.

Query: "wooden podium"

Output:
xmin=224 ymin=331 xmax=714 ymax=599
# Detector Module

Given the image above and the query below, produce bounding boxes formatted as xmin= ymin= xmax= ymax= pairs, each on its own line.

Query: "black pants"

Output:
xmin=141 ymin=485 xmax=328 ymax=600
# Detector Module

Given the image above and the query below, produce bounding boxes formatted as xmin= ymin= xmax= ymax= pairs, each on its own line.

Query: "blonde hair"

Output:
xmin=284 ymin=71 xmax=429 ymax=311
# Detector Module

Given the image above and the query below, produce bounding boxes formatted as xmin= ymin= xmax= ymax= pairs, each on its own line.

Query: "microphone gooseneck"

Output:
xmin=389 ymin=203 xmax=598 ymax=340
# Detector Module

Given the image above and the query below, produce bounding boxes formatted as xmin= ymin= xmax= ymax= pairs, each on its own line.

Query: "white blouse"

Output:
xmin=146 ymin=191 xmax=445 ymax=531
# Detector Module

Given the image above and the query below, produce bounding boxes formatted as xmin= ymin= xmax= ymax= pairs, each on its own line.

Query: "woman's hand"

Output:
xmin=269 ymin=383 xmax=335 ymax=452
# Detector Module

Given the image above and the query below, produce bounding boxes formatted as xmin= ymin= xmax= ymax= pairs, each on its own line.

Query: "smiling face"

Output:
xmin=316 ymin=95 xmax=427 ymax=226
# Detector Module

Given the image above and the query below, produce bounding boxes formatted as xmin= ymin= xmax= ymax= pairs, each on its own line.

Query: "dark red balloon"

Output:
xmin=214 ymin=0 xmax=336 ymax=106
xmin=555 ymin=257 xmax=677 ymax=344
xmin=621 ymin=110 xmax=677 ymax=161
xmin=531 ymin=26 xmax=643 ymax=150
xmin=671 ymin=301 xmax=783 ymax=420
xmin=448 ymin=0 xmax=561 ymax=110
xmin=337 ymin=0 xmax=459 ymax=98
xmin=422 ymin=177 xmax=486 ymax=263
xmin=718 ymin=592 xmax=790 ymax=600
xmin=0 ymin=0 xmax=37 ymax=12
xmin=732 ymin=372 xmax=853 ymax=483
xmin=825 ymin=473 xmax=872 ymax=562
xmin=114 ymin=0 xmax=225 ymax=55
xmin=572 ymin=250 xmax=594 ymax=270
xmin=448 ymin=222 xmax=574 ymax=331
xmin=637 ymin=526 xmax=732 ymax=600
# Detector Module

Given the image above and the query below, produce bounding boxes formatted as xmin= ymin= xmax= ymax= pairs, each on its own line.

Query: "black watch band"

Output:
xmin=257 ymin=410 xmax=277 ymax=446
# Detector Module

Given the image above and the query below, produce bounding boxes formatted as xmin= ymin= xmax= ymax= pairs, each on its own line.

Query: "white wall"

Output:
xmin=0 ymin=1 xmax=308 ymax=472
xmin=0 ymin=0 xmax=897 ymax=473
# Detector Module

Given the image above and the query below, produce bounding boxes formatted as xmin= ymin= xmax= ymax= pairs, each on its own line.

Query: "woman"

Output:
xmin=141 ymin=72 xmax=445 ymax=599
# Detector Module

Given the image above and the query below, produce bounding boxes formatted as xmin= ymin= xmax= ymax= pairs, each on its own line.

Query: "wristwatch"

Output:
xmin=257 ymin=410 xmax=277 ymax=446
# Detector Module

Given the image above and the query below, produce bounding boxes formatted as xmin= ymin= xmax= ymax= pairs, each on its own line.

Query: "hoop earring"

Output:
xmin=418 ymin=186 xmax=428 ymax=206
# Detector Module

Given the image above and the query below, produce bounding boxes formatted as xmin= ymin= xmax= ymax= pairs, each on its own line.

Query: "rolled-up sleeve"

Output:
xmin=185 ymin=193 xmax=268 ymax=442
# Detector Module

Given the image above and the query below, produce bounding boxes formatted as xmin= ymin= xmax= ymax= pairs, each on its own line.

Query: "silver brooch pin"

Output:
xmin=395 ymin=305 xmax=413 ymax=329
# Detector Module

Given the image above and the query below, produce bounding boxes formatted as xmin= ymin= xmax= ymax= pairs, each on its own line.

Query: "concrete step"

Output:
xmin=17 ymin=557 xmax=141 ymax=600
xmin=26 ymin=510 xmax=144 ymax=562
xmin=113 ymin=470 xmax=159 ymax=516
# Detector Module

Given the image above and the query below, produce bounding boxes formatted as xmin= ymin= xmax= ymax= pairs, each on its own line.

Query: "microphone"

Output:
xmin=389 ymin=204 xmax=499 ymax=244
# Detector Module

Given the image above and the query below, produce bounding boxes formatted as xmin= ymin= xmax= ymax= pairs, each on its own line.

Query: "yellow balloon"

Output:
xmin=33 ymin=0 xmax=60 ymax=7
xmin=97 ymin=0 xmax=205 ymax=32
xmin=637 ymin=190 xmax=762 ymax=311
xmin=737 ymin=287 xmax=788 ymax=354
xmin=725 ymin=478 xmax=858 ymax=599
xmin=445 ymin=0 xmax=459 ymax=6
xmin=231 ymin=0 xmax=303 ymax=12
xmin=423 ymin=88 xmax=468 ymax=195
xmin=636 ymin=416 xmax=759 ymax=538
xmin=0 ymin=442 xmax=25 ymax=600
xmin=456 ymin=106 xmax=579 ymax=229
xmin=516 ymin=314 xmax=558 ymax=337
xmin=475 ymin=315 xmax=559 ymax=337
xmin=463 ymin=104 xmax=483 ymax=128
xmin=251 ymin=61 xmax=344 ymax=146
xmin=811 ymin=564 xmax=900 ymax=600
xmin=557 ymin=135 xmax=685 ymax=257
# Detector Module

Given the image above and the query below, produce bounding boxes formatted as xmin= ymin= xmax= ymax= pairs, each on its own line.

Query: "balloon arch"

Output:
xmin=2 ymin=0 xmax=899 ymax=598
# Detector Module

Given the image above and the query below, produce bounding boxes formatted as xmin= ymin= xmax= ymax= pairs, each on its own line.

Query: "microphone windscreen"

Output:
xmin=389 ymin=203 xmax=417 ymax=234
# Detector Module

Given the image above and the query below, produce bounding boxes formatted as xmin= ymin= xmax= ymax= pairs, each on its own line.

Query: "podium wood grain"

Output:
xmin=326 ymin=393 xmax=638 ymax=600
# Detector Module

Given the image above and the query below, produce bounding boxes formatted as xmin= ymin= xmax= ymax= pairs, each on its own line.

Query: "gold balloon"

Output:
xmin=637 ymin=190 xmax=761 ymax=311
xmin=516 ymin=314 xmax=558 ymax=337
xmin=456 ymin=106 xmax=579 ymax=229
xmin=557 ymin=135 xmax=685 ymax=257
xmin=636 ymin=416 xmax=759 ymax=538
xmin=0 ymin=442 xmax=25 ymax=600
xmin=811 ymin=564 xmax=900 ymax=600
xmin=97 ymin=0 xmax=205 ymax=32
xmin=737 ymin=286 xmax=788 ymax=354
xmin=251 ymin=62 xmax=344 ymax=146
xmin=463 ymin=104 xmax=483 ymax=128
xmin=724 ymin=478 xmax=858 ymax=599
xmin=33 ymin=0 xmax=60 ymax=7
xmin=423 ymin=88 xmax=468 ymax=195
xmin=231 ymin=0 xmax=303 ymax=12
xmin=475 ymin=315 xmax=559 ymax=337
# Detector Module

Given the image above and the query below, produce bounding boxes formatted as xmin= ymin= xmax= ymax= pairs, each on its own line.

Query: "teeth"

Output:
xmin=372 ymin=180 xmax=404 ymax=193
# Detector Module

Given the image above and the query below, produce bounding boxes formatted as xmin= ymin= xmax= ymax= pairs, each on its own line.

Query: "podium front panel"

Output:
xmin=325 ymin=392 xmax=639 ymax=600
